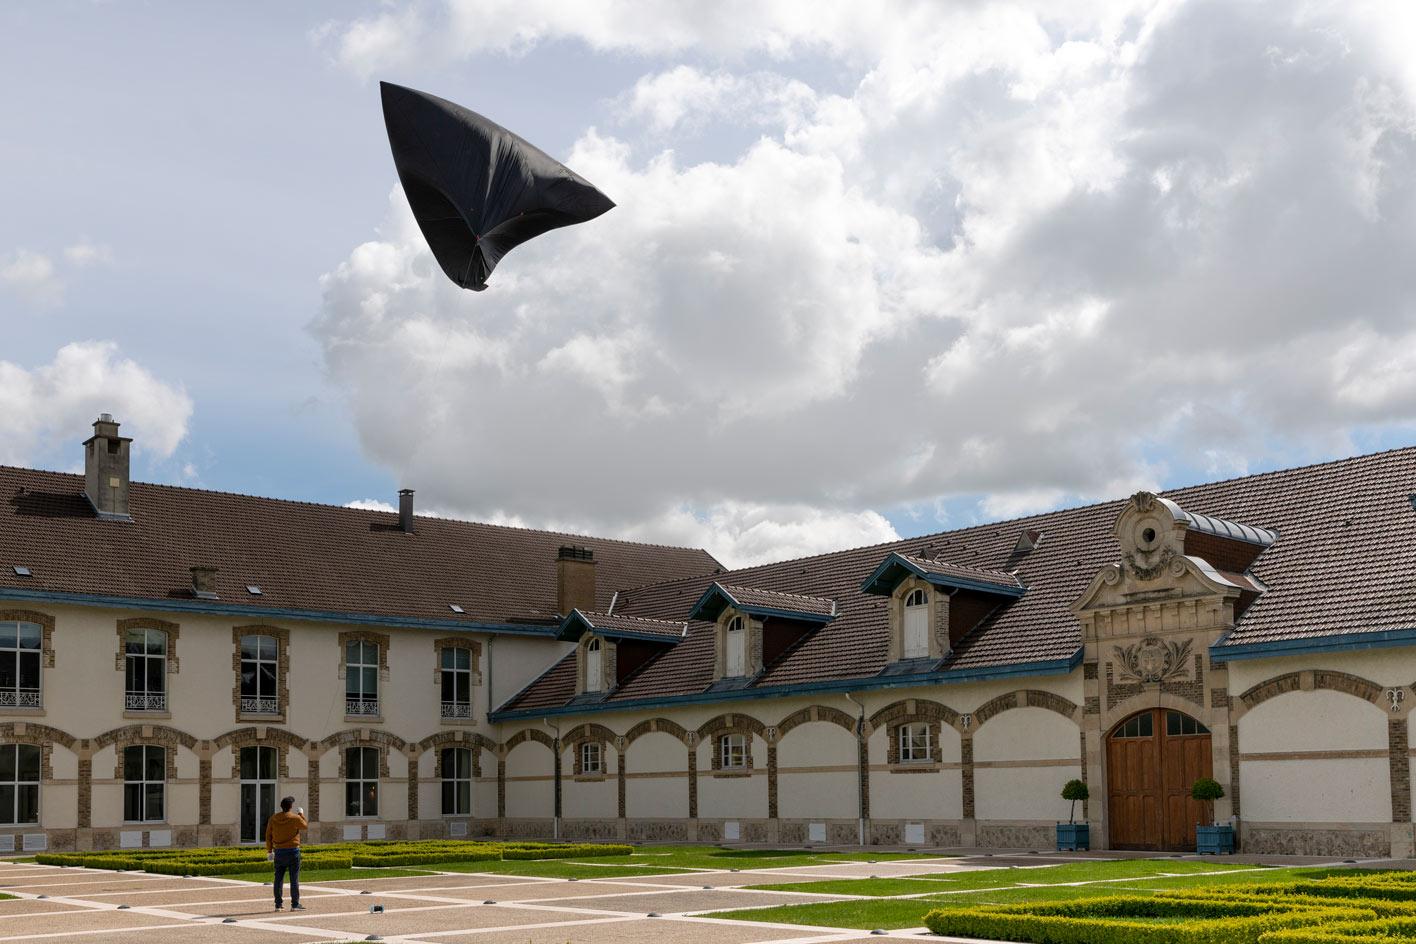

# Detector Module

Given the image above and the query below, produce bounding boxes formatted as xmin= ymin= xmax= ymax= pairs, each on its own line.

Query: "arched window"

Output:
xmin=725 ymin=616 xmax=747 ymax=677
xmin=441 ymin=747 xmax=472 ymax=815
xmin=345 ymin=640 xmax=379 ymax=716
xmin=902 ymin=588 xmax=929 ymax=659
xmin=125 ymin=628 xmax=167 ymax=711
xmin=585 ymin=638 xmax=604 ymax=692
xmin=239 ymin=635 xmax=278 ymax=715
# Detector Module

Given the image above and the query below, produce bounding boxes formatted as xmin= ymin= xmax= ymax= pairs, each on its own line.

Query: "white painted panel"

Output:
xmin=904 ymin=823 xmax=925 ymax=844
xmin=366 ymin=823 xmax=386 ymax=840
xmin=1241 ymin=691 xmax=1386 ymax=752
xmin=903 ymin=604 xmax=928 ymax=658
xmin=808 ymin=822 xmax=826 ymax=842
xmin=21 ymin=833 xmax=45 ymax=852
xmin=120 ymin=830 xmax=143 ymax=848
xmin=449 ymin=821 xmax=468 ymax=838
xmin=973 ymin=708 xmax=1080 ymax=762
xmin=147 ymin=829 xmax=172 ymax=848
xmin=1241 ymin=758 xmax=1389 ymax=823
xmin=0 ymin=836 xmax=14 ymax=852
xmin=342 ymin=825 xmax=363 ymax=841
xmin=723 ymin=820 xmax=740 ymax=841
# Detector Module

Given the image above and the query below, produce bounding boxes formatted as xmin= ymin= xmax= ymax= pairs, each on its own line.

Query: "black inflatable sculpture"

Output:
xmin=380 ymin=81 xmax=615 ymax=291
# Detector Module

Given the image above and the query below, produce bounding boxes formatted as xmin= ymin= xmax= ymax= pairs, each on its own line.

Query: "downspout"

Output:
xmin=544 ymin=717 xmax=562 ymax=841
xmin=844 ymin=691 xmax=866 ymax=847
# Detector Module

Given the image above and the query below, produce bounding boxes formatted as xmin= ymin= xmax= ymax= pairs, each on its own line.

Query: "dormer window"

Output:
xmin=725 ymin=617 xmax=747 ymax=677
xmin=585 ymin=638 xmax=604 ymax=692
xmin=903 ymin=588 xmax=929 ymax=659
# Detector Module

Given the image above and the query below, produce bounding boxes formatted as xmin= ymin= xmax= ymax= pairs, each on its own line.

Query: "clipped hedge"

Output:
xmin=502 ymin=843 xmax=631 ymax=860
xmin=1158 ymin=888 xmax=1416 ymax=918
xmin=921 ymin=897 xmax=1375 ymax=944
xmin=1258 ymin=916 xmax=1416 ymax=943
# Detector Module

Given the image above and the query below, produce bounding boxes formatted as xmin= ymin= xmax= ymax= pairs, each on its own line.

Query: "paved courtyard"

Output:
xmin=0 ymin=855 xmax=1019 ymax=943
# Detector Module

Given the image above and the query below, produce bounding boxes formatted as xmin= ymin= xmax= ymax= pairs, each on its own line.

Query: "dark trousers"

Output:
xmin=273 ymin=847 xmax=301 ymax=906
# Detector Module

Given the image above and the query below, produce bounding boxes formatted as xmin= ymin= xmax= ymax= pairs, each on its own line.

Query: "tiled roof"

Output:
xmin=498 ymin=445 xmax=1416 ymax=715
xmin=861 ymin=553 xmax=1025 ymax=596
xmin=689 ymin=583 xmax=838 ymax=622
xmin=0 ymin=467 xmax=721 ymax=629
xmin=561 ymin=610 xmax=687 ymax=642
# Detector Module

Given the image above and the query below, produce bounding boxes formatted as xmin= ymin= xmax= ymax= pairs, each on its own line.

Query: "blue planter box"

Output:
xmin=1056 ymin=823 xmax=1090 ymax=851
xmin=1196 ymin=825 xmax=1236 ymax=855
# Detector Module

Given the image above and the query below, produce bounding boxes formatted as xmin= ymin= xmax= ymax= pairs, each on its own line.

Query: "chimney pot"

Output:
xmin=398 ymin=489 xmax=415 ymax=533
xmin=84 ymin=414 xmax=133 ymax=521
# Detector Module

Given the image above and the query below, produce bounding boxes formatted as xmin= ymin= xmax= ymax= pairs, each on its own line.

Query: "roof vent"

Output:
xmin=190 ymin=566 xmax=219 ymax=600
xmin=12 ymin=566 xmax=31 ymax=577
xmin=246 ymin=585 xmax=263 ymax=596
xmin=449 ymin=604 xmax=465 ymax=614
xmin=1013 ymin=529 xmax=1043 ymax=554
xmin=398 ymin=489 xmax=415 ymax=533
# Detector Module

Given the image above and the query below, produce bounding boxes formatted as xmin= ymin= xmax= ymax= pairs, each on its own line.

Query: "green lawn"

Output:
xmin=715 ymin=863 xmax=1349 ymax=930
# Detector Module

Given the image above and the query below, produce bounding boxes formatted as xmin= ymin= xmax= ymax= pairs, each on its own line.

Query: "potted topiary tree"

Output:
xmin=1191 ymin=777 xmax=1234 ymax=854
xmin=1056 ymin=779 xmax=1090 ymax=851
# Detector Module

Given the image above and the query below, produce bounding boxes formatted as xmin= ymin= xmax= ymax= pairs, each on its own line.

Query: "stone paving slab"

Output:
xmin=304 ymin=902 xmax=608 ymax=935
xmin=531 ymin=889 xmax=847 ymax=914
xmin=0 ymin=924 xmax=314 ymax=944
xmin=180 ymin=893 xmax=398 ymax=919
xmin=408 ymin=879 xmax=654 ymax=901
xmin=425 ymin=917 xmax=820 ymax=944
xmin=311 ymin=872 xmax=543 ymax=892
xmin=0 ymin=900 xmax=92 ymax=916
xmin=623 ymin=872 xmax=830 ymax=888
xmin=0 ymin=909 xmax=184 ymax=936
xmin=77 ymin=885 xmax=341 ymax=906
xmin=0 ymin=875 xmax=187 ymax=894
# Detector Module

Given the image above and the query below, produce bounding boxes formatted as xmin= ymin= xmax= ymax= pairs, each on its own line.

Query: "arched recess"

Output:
xmin=416 ymin=730 xmax=498 ymax=822
xmin=775 ymin=706 xmax=860 ymax=820
xmin=622 ymin=719 xmax=693 ymax=821
xmin=313 ymin=728 xmax=410 ymax=824
xmin=90 ymin=723 xmax=200 ymax=828
xmin=213 ymin=727 xmax=310 ymax=779
xmin=560 ymin=722 xmax=619 ymax=819
xmin=696 ymin=714 xmax=769 ymax=820
xmin=502 ymin=727 xmax=556 ymax=820
xmin=0 ymin=722 xmax=77 ymax=829
xmin=866 ymin=698 xmax=963 ymax=822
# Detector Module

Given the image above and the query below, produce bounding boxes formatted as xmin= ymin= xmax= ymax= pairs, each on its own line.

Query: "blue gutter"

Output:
xmin=491 ymin=647 xmax=1083 ymax=722
xmin=1211 ymin=626 xmax=1416 ymax=662
xmin=0 ymin=587 xmax=561 ymax=639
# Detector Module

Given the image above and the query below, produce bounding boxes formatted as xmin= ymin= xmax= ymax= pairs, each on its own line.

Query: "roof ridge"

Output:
xmin=896 ymin=552 xmax=1017 ymax=577
xmin=719 ymin=583 xmax=835 ymax=603
xmin=584 ymin=610 xmax=687 ymax=627
xmin=0 ymin=465 xmax=720 ymax=557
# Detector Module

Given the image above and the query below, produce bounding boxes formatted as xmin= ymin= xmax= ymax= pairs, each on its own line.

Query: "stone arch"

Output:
xmin=316 ymin=728 xmax=409 ymax=753
xmin=503 ymin=727 xmax=556 ymax=753
xmin=115 ymin=616 xmax=180 ymax=673
xmin=697 ymin=712 xmax=767 ymax=740
xmin=0 ymin=722 xmax=78 ymax=782
xmin=868 ymin=697 xmax=960 ymax=732
xmin=92 ymin=723 xmax=199 ymax=752
xmin=1100 ymin=691 xmax=1216 ymax=732
xmin=0 ymin=609 xmax=56 ymax=669
xmin=563 ymin=722 xmax=620 ymax=749
xmin=1237 ymin=669 xmax=1386 ymax=715
xmin=624 ymin=717 xmax=693 ymax=746
xmin=776 ymin=705 xmax=857 ymax=738
xmin=212 ymin=726 xmax=310 ymax=780
xmin=416 ymin=730 xmax=498 ymax=755
xmin=973 ymin=689 xmax=1080 ymax=728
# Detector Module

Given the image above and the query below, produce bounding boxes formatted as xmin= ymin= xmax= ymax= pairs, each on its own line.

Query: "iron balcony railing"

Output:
xmin=125 ymin=692 xmax=167 ymax=711
xmin=240 ymin=696 xmax=278 ymax=715
xmin=441 ymin=701 xmax=472 ymax=719
xmin=346 ymin=697 xmax=380 ymax=716
xmin=0 ymin=691 xmax=40 ymax=709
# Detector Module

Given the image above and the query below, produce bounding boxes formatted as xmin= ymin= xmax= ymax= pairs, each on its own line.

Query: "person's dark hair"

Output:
xmin=280 ymin=796 xmax=295 ymax=812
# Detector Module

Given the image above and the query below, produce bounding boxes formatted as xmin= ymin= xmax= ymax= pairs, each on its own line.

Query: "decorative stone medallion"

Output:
xmin=1113 ymin=636 xmax=1193 ymax=683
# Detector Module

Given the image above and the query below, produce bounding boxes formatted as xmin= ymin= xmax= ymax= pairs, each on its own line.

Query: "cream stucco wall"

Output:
xmin=624 ymin=731 xmax=687 ymax=818
xmin=777 ymin=721 xmax=857 ymax=819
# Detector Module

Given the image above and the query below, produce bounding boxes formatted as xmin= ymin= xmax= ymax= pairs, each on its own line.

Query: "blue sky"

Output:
xmin=3 ymin=1 xmax=1415 ymax=566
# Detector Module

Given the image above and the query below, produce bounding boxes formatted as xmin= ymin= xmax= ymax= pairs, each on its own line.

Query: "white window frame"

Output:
xmin=0 ymin=622 xmax=42 ymax=709
xmin=724 ymin=617 xmax=747 ymax=678
xmin=345 ymin=746 xmax=380 ymax=818
xmin=585 ymin=638 xmax=604 ymax=692
xmin=345 ymin=641 xmax=379 ymax=716
xmin=899 ymin=722 xmax=932 ymax=763
xmin=580 ymin=741 xmax=603 ymax=775
xmin=902 ymin=588 xmax=930 ymax=659
xmin=124 ymin=628 xmax=167 ymax=712
xmin=123 ymin=745 xmax=165 ymax=823
xmin=239 ymin=634 xmax=279 ymax=715
xmin=238 ymin=745 xmax=277 ymax=844
xmin=0 ymin=744 xmax=40 ymax=825
xmin=720 ymin=733 xmax=748 ymax=770
xmin=441 ymin=747 xmax=472 ymax=816
xmin=441 ymin=646 xmax=473 ymax=718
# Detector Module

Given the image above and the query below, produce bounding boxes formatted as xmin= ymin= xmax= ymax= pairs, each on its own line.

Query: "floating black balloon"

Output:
xmin=380 ymin=82 xmax=615 ymax=291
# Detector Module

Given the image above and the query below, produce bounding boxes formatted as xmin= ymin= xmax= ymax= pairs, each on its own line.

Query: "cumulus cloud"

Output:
xmin=315 ymin=0 xmax=1416 ymax=565
xmin=0 ymin=342 xmax=193 ymax=467
xmin=1 ymin=249 xmax=63 ymax=308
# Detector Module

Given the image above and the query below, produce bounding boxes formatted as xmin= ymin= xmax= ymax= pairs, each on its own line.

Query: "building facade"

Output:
xmin=3 ymin=416 xmax=1415 ymax=857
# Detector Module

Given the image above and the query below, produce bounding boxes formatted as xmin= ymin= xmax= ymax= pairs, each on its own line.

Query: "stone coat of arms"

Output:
xmin=1113 ymin=636 xmax=1193 ymax=683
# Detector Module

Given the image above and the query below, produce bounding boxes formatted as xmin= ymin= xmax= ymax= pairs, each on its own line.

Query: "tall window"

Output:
xmin=580 ymin=742 xmax=603 ymax=775
xmin=0 ymin=745 xmax=40 ymax=825
xmin=440 ymin=747 xmax=472 ymax=815
xmin=720 ymin=733 xmax=747 ymax=769
xmin=725 ymin=617 xmax=746 ymax=677
xmin=584 ymin=638 xmax=603 ymax=692
xmin=240 ymin=635 xmax=278 ymax=715
xmin=239 ymin=746 xmax=277 ymax=844
xmin=902 ymin=588 xmax=929 ymax=659
xmin=345 ymin=641 xmax=379 ymax=716
xmin=345 ymin=746 xmax=379 ymax=817
xmin=441 ymin=647 xmax=472 ymax=719
xmin=0 ymin=622 xmax=41 ymax=709
xmin=125 ymin=628 xmax=167 ymax=711
xmin=123 ymin=745 xmax=165 ymax=822
xmin=899 ymin=722 xmax=932 ymax=763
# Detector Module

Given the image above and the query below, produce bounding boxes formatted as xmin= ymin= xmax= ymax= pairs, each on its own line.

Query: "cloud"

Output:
xmin=1 ymin=249 xmax=63 ymax=308
xmin=0 ymin=342 xmax=193 ymax=467
xmin=62 ymin=241 xmax=115 ymax=267
xmin=315 ymin=1 xmax=1416 ymax=565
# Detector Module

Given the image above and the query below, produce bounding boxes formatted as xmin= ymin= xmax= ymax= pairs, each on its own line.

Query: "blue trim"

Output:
xmin=1211 ymin=627 xmax=1416 ymax=662
xmin=556 ymin=610 xmax=683 ymax=645
xmin=491 ymin=648 xmax=1083 ymax=722
xmin=859 ymin=553 xmax=1025 ymax=598
xmin=0 ymin=587 xmax=560 ymax=638
xmin=687 ymin=583 xmax=834 ymax=624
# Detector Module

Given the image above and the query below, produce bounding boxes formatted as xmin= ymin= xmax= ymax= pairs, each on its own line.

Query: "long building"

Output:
xmin=2 ymin=415 xmax=1415 ymax=857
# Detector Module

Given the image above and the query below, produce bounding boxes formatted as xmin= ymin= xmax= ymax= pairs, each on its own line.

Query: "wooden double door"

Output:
xmin=1106 ymin=708 xmax=1213 ymax=850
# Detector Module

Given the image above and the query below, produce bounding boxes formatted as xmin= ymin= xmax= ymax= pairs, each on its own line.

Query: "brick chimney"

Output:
xmin=557 ymin=545 xmax=596 ymax=614
xmin=83 ymin=413 xmax=132 ymax=521
xmin=190 ymin=566 xmax=219 ymax=600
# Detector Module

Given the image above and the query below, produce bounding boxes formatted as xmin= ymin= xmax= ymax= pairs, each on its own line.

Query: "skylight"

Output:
xmin=246 ymin=585 xmax=263 ymax=595
xmin=449 ymin=604 xmax=465 ymax=614
xmin=12 ymin=566 xmax=31 ymax=577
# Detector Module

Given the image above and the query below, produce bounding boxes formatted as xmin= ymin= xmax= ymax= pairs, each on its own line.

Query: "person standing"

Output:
xmin=265 ymin=795 xmax=308 ymax=911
